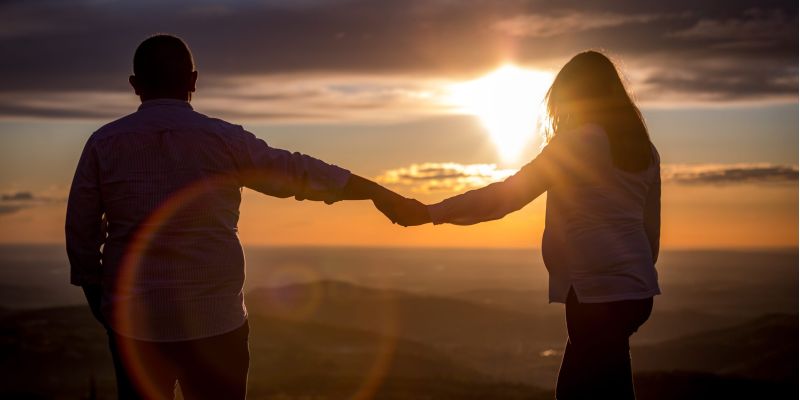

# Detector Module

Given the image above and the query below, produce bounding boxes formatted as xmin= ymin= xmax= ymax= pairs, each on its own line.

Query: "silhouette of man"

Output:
xmin=65 ymin=34 xmax=419 ymax=400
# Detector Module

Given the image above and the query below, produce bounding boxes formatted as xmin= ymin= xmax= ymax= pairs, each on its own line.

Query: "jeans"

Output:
xmin=556 ymin=288 xmax=653 ymax=400
xmin=106 ymin=321 xmax=250 ymax=400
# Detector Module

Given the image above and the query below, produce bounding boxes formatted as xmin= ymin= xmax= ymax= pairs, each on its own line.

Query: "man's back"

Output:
xmin=92 ymin=99 xmax=248 ymax=340
xmin=67 ymin=98 xmax=351 ymax=341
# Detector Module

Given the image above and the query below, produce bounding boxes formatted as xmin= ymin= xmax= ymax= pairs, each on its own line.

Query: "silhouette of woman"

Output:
xmin=404 ymin=51 xmax=661 ymax=399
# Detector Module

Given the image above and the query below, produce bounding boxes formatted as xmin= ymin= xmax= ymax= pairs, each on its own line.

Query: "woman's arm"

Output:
xmin=426 ymin=164 xmax=548 ymax=225
xmin=643 ymin=144 xmax=661 ymax=263
xmin=427 ymin=142 xmax=559 ymax=225
xmin=643 ymin=168 xmax=661 ymax=263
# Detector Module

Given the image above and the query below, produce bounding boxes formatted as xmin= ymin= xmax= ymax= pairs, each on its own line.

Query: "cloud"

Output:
xmin=0 ymin=75 xmax=454 ymax=122
xmin=0 ymin=191 xmax=64 ymax=216
xmin=1 ymin=192 xmax=34 ymax=201
xmin=376 ymin=162 xmax=799 ymax=193
xmin=669 ymin=8 xmax=795 ymax=48
xmin=0 ymin=0 xmax=795 ymax=121
xmin=662 ymin=163 xmax=798 ymax=185
xmin=494 ymin=12 xmax=662 ymax=38
xmin=637 ymin=60 xmax=798 ymax=103
xmin=375 ymin=163 xmax=517 ymax=193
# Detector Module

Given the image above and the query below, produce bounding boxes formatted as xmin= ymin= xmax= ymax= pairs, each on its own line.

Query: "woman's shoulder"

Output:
xmin=536 ymin=124 xmax=612 ymax=176
xmin=549 ymin=123 xmax=610 ymax=162
xmin=551 ymin=123 xmax=608 ymax=146
xmin=556 ymin=123 xmax=609 ymax=147
xmin=557 ymin=122 xmax=606 ymax=137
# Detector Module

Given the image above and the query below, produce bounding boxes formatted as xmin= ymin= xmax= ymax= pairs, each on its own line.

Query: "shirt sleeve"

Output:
xmin=643 ymin=144 xmax=661 ymax=263
xmin=65 ymin=136 xmax=105 ymax=286
xmin=427 ymin=138 xmax=561 ymax=225
xmin=232 ymin=127 xmax=351 ymax=204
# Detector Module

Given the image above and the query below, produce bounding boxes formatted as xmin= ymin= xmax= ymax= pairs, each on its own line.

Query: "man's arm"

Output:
xmin=65 ymin=136 xmax=105 ymax=288
xmin=231 ymin=128 xmax=423 ymax=223
xmin=66 ymin=136 xmax=106 ymax=325
xmin=233 ymin=129 xmax=351 ymax=203
xmin=339 ymin=174 xmax=388 ymax=200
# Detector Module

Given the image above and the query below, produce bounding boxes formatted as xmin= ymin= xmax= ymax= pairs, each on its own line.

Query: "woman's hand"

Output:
xmin=390 ymin=198 xmax=431 ymax=227
xmin=371 ymin=190 xmax=430 ymax=226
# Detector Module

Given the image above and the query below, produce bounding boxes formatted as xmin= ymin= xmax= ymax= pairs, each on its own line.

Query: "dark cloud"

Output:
xmin=662 ymin=164 xmax=799 ymax=185
xmin=0 ymin=96 xmax=330 ymax=121
xmin=1 ymin=192 xmax=34 ymax=201
xmin=669 ymin=8 xmax=794 ymax=47
xmin=0 ymin=99 xmax=129 ymax=120
xmin=640 ymin=61 xmax=798 ymax=102
xmin=0 ymin=205 xmax=25 ymax=215
xmin=0 ymin=74 xmax=452 ymax=121
xmin=377 ymin=162 xmax=799 ymax=193
xmin=493 ymin=11 xmax=665 ymax=38
xmin=0 ymin=0 xmax=795 ymax=119
xmin=0 ymin=191 xmax=64 ymax=215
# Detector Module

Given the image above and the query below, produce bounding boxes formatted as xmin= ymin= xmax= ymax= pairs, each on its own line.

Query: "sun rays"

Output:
xmin=448 ymin=64 xmax=554 ymax=163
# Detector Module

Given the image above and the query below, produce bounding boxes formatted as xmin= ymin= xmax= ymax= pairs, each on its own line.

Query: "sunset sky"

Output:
xmin=0 ymin=0 xmax=797 ymax=249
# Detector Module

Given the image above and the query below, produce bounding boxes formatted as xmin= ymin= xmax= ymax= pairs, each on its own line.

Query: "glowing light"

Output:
xmin=449 ymin=65 xmax=554 ymax=162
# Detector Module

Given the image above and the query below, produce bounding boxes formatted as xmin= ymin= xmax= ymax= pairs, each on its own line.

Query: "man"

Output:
xmin=65 ymin=34 xmax=424 ymax=399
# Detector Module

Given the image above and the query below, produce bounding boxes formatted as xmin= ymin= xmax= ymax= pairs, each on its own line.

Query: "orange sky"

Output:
xmin=1 ymin=179 xmax=795 ymax=249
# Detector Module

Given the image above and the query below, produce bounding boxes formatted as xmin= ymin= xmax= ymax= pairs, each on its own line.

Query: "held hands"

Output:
xmin=339 ymin=174 xmax=431 ymax=227
xmin=372 ymin=190 xmax=431 ymax=227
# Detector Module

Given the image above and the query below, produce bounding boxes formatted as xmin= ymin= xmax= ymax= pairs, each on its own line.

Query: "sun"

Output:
xmin=448 ymin=65 xmax=554 ymax=163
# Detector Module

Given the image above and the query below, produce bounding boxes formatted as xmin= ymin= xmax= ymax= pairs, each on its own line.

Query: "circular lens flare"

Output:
xmin=109 ymin=171 xmax=400 ymax=398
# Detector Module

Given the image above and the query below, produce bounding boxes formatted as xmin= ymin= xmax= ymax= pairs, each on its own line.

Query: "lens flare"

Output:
xmin=109 ymin=171 xmax=400 ymax=398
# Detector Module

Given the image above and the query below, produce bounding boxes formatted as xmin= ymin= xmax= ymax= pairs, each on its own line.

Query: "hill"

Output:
xmin=633 ymin=313 xmax=798 ymax=382
xmin=247 ymin=280 xmax=567 ymax=387
xmin=0 ymin=305 xmax=551 ymax=400
xmin=0 ymin=279 xmax=796 ymax=399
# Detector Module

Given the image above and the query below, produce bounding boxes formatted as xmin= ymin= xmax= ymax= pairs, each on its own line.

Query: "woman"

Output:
xmin=398 ymin=51 xmax=661 ymax=399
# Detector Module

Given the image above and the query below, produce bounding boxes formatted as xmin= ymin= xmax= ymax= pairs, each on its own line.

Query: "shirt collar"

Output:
xmin=138 ymin=98 xmax=193 ymax=111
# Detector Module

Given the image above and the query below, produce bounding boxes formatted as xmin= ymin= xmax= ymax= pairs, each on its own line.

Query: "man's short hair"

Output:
xmin=133 ymin=34 xmax=195 ymax=93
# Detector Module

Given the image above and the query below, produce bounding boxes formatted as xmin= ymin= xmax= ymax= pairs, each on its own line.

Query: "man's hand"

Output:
xmin=394 ymin=198 xmax=431 ymax=227
xmin=82 ymin=284 xmax=106 ymax=326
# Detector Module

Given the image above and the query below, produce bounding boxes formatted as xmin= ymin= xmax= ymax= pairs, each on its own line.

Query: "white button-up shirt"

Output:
xmin=428 ymin=124 xmax=661 ymax=304
xmin=66 ymin=99 xmax=351 ymax=341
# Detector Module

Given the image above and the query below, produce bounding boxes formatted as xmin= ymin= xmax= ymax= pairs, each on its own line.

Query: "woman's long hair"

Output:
xmin=544 ymin=51 xmax=652 ymax=172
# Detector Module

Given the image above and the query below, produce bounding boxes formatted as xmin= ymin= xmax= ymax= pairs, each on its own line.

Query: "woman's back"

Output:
xmin=542 ymin=123 xmax=661 ymax=303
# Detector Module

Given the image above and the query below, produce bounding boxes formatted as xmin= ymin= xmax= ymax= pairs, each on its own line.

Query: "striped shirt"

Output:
xmin=66 ymin=99 xmax=351 ymax=341
xmin=428 ymin=123 xmax=661 ymax=304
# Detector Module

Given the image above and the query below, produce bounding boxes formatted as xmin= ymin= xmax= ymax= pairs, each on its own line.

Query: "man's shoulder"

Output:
xmin=90 ymin=108 xmax=248 ymax=143
xmin=87 ymin=112 xmax=140 ymax=143
xmin=199 ymin=114 xmax=246 ymax=135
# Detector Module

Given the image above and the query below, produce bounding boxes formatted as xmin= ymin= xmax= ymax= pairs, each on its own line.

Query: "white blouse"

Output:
xmin=428 ymin=124 xmax=661 ymax=303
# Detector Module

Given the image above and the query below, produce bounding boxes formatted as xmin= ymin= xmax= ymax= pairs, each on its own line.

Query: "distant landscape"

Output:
xmin=0 ymin=245 xmax=797 ymax=399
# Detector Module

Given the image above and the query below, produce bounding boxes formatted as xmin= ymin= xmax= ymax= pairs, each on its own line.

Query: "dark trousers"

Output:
xmin=106 ymin=321 xmax=250 ymax=400
xmin=556 ymin=289 xmax=653 ymax=400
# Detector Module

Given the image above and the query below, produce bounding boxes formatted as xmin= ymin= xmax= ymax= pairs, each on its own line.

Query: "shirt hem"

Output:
xmin=549 ymin=288 xmax=661 ymax=304
xmin=106 ymin=316 xmax=248 ymax=342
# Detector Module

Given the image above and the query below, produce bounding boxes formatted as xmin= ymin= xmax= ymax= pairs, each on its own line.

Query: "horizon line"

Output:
xmin=0 ymin=242 xmax=796 ymax=253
